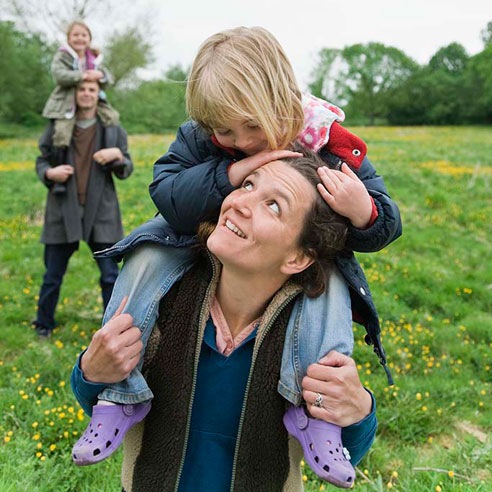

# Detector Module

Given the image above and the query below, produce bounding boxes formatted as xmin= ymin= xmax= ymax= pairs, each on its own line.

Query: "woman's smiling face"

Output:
xmin=207 ymin=160 xmax=315 ymax=276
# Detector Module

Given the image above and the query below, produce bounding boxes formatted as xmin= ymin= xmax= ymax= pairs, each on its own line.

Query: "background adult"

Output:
xmin=33 ymin=80 xmax=133 ymax=338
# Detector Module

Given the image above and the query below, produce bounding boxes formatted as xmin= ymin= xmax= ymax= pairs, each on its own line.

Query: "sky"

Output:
xmin=136 ymin=0 xmax=490 ymax=89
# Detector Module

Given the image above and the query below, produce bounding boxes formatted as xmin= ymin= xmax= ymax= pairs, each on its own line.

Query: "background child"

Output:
xmin=42 ymin=20 xmax=119 ymax=194
xmin=72 ymin=27 xmax=402 ymax=488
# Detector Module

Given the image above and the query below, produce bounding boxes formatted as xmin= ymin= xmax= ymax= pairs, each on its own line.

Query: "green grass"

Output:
xmin=0 ymin=127 xmax=491 ymax=491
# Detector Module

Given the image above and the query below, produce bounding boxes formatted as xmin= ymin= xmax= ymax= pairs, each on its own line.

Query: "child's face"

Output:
xmin=68 ymin=25 xmax=91 ymax=53
xmin=213 ymin=119 xmax=268 ymax=156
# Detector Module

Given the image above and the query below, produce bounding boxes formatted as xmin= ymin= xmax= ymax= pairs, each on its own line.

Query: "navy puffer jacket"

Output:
xmin=150 ymin=121 xmax=401 ymax=381
xmin=105 ymin=121 xmax=401 ymax=381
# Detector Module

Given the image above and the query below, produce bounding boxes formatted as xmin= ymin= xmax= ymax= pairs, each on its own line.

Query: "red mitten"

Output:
xmin=325 ymin=122 xmax=367 ymax=169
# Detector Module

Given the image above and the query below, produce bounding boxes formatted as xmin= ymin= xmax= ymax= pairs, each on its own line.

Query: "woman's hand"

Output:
xmin=317 ymin=164 xmax=373 ymax=229
xmin=80 ymin=298 xmax=143 ymax=384
xmin=301 ymin=351 xmax=372 ymax=427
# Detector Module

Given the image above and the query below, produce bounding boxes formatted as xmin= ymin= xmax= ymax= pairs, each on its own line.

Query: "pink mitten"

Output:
xmin=298 ymin=93 xmax=367 ymax=169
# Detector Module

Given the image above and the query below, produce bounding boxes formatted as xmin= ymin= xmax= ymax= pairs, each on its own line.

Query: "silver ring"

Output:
xmin=313 ymin=392 xmax=324 ymax=408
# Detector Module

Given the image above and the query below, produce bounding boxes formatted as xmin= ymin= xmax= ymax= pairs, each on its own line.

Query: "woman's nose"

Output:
xmin=230 ymin=192 xmax=252 ymax=216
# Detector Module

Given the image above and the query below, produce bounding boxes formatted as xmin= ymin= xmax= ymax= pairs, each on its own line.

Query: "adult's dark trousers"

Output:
xmin=34 ymin=241 xmax=119 ymax=330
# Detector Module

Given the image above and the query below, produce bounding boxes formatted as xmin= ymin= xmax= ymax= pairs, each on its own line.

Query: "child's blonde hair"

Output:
xmin=66 ymin=21 xmax=93 ymax=41
xmin=186 ymin=26 xmax=304 ymax=150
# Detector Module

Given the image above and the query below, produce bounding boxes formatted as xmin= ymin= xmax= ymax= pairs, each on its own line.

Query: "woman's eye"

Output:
xmin=243 ymin=181 xmax=253 ymax=191
xmin=268 ymin=201 xmax=280 ymax=214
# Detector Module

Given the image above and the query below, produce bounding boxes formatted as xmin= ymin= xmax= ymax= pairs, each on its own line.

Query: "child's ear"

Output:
xmin=280 ymin=250 xmax=314 ymax=275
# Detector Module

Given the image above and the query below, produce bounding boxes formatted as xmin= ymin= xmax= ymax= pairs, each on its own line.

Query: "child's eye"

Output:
xmin=268 ymin=201 xmax=280 ymax=214
xmin=214 ymin=128 xmax=231 ymax=136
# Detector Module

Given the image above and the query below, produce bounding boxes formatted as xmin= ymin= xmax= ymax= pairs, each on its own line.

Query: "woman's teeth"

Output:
xmin=226 ymin=219 xmax=245 ymax=238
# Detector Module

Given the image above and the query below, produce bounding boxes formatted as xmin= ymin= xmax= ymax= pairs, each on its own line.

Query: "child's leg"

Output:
xmin=51 ymin=119 xmax=75 ymax=194
xmin=280 ymin=267 xmax=355 ymax=488
xmin=96 ymin=100 xmax=119 ymax=126
xmin=72 ymin=243 xmax=195 ymax=466
xmin=98 ymin=243 xmax=196 ymax=404
xmin=279 ymin=266 xmax=353 ymax=404
xmin=53 ymin=118 xmax=75 ymax=148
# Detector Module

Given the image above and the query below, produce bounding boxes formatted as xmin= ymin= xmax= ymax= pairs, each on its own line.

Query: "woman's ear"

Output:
xmin=280 ymin=249 xmax=315 ymax=275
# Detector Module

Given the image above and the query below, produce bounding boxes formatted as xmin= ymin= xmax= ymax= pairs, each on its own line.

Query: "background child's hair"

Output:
xmin=66 ymin=21 xmax=93 ymax=41
xmin=186 ymin=26 xmax=304 ymax=150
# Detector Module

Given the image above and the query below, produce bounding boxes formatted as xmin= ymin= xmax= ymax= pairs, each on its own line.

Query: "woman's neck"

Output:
xmin=215 ymin=267 xmax=287 ymax=337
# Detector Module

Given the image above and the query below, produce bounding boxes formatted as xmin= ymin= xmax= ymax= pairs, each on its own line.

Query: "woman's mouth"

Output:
xmin=225 ymin=219 xmax=246 ymax=238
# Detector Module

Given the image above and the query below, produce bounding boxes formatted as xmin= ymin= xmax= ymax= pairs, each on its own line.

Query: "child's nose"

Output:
xmin=234 ymin=132 xmax=251 ymax=149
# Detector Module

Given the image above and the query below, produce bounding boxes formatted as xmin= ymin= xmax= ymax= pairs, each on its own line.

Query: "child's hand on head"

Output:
xmin=228 ymin=149 xmax=302 ymax=187
xmin=317 ymin=163 xmax=373 ymax=229
xmin=83 ymin=69 xmax=104 ymax=82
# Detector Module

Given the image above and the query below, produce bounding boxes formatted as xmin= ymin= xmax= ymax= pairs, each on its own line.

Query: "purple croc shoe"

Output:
xmin=72 ymin=402 xmax=151 ymax=466
xmin=283 ymin=405 xmax=355 ymax=488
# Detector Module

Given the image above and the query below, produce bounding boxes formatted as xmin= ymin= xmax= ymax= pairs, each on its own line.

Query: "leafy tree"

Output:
xmin=480 ymin=20 xmax=492 ymax=47
xmin=428 ymin=43 xmax=468 ymax=73
xmin=461 ymin=45 xmax=492 ymax=123
xmin=163 ymin=64 xmax=188 ymax=83
xmin=111 ymin=78 xmax=187 ymax=134
xmin=387 ymin=44 xmax=469 ymax=125
xmin=385 ymin=70 xmax=427 ymax=125
xmin=0 ymin=21 xmax=53 ymax=125
xmin=308 ymin=42 xmax=418 ymax=124
xmin=340 ymin=43 xmax=419 ymax=124
xmin=104 ymin=27 xmax=153 ymax=87
xmin=307 ymin=48 xmax=342 ymax=101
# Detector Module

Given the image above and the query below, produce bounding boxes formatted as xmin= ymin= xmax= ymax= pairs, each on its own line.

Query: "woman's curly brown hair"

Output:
xmin=284 ymin=143 xmax=349 ymax=297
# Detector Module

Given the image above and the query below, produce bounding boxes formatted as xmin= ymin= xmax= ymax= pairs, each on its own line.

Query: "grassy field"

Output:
xmin=0 ymin=127 xmax=491 ymax=491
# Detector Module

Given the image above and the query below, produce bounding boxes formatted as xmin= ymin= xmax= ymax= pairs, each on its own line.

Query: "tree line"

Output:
xmin=0 ymin=19 xmax=491 ymax=136
xmin=309 ymin=24 xmax=492 ymax=126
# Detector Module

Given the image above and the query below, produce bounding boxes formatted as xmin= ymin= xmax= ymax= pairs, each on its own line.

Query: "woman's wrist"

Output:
xmin=79 ymin=350 xmax=102 ymax=383
xmin=355 ymin=387 xmax=373 ymax=423
xmin=79 ymin=352 xmax=94 ymax=382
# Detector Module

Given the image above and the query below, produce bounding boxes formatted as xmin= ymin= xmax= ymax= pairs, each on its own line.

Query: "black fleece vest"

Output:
xmin=132 ymin=258 xmax=295 ymax=491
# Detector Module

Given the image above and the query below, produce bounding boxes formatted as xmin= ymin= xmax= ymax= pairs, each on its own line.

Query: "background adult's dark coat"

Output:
xmin=36 ymin=119 xmax=133 ymax=245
